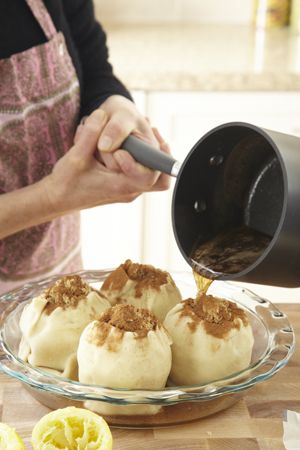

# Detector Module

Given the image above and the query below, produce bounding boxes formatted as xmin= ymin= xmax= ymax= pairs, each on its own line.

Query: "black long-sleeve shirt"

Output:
xmin=0 ymin=0 xmax=132 ymax=118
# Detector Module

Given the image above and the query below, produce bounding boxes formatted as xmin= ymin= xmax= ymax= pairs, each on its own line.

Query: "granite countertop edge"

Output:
xmin=105 ymin=23 xmax=300 ymax=92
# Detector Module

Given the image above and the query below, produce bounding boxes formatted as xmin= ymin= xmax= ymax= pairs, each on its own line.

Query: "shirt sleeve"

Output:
xmin=62 ymin=0 xmax=133 ymax=118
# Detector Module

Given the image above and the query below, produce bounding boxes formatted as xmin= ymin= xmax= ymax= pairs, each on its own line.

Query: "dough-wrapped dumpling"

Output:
xmin=100 ymin=259 xmax=182 ymax=321
xmin=78 ymin=304 xmax=172 ymax=415
xmin=18 ymin=275 xmax=110 ymax=379
xmin=164 ymin=294 xmax=254 ymax=385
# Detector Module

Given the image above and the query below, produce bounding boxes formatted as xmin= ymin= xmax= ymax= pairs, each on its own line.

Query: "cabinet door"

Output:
xmin=143 ymin=91 xmax=300 ymax=272
xmin=80 ymin=92 xmax=146 ymax=269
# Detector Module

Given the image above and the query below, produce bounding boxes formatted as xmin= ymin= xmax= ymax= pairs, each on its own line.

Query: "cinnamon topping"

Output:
xmin=101 ymin=304 xmax=159 ymax=335
xmin=44 ymin=275 xmax=91 ymax=314
xmin=101 ymin=259 xmax=170 ymax=298
xmin=88 ymin=304 xmax=160 ymax=349
xmin=101 ymin=266 xmax=128 ymax=292
xmin=180 ymin=294 xmax=249 ymax=338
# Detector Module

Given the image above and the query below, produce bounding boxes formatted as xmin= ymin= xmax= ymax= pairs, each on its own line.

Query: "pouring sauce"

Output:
xmin=193 ymin=271 xmax=213 ymax=294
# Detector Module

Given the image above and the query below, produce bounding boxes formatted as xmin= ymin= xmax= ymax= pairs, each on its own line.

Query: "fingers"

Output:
xmin=99 ymin=151 xmax=122 ymax=172
xmin=150 ymin=172 xmax=172 ymax=191
xmin=72 ymin=109 xmax=108 ymax=158
xmin=131 ymin=122 xmax=158 ymax=147
xmin=113 ymin=150 xmax=160 ymax=187
xmin=112 ymin=126 xmax=172 ymax=192
xmin=93 ymin=94 xmax=159 ymax=163
xmin=72 ymin=101 xmax=171 ymax=197
xmin=143 ymin=127 xmax=171 ymax=189
xmin=97 ymin=111 xmax=136 ymax=153
xmin=147 ymin=128 xmax=172 ymax=191
xmin=152 ymin=127 xmax=171 ymax=154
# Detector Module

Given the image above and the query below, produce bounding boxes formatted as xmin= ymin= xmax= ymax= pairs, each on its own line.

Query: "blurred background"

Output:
xmin=93 ymin=0 xmax=253 ymax=24
xmin=81 ymin=0 xmax=300 ymax=287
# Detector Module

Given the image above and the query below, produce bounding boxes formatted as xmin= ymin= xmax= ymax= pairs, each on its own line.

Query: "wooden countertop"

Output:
xmin=1 ymin=303 xmax=299 ymax=450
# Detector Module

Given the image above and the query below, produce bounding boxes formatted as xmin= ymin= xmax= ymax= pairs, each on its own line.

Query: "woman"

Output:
xmin=0 ymin=0 xmax=170 ymax=294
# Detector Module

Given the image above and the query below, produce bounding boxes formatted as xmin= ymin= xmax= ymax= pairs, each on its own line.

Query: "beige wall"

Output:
xmin=93 ymin=0 xmax=252 ymax=25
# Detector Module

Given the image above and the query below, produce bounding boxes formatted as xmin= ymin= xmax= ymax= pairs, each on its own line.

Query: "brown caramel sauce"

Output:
xmin=190 ymin=225 xmax=271 ymax=280
xmin=193 ymin=271 xmax=213 ymax=294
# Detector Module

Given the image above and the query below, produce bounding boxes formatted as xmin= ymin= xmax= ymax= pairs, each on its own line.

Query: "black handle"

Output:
xmin=122 ymin=135 xmax=179 ymax=176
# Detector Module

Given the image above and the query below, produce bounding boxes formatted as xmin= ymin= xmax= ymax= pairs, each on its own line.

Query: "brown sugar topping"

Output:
xmin=101 ymin=259 xmax=170 ymax=298
xmin=180 ymin=294 xmax=249 ymax=338
xmin=44 ymin=275 xmax=91 ymax=314
xmin=100 ymin=304 xmax=159 ymax=335
xmin=88 ymin=304 xmax=160 ymax=349
xmin=101 ymin=266 xmax=128 ymax=292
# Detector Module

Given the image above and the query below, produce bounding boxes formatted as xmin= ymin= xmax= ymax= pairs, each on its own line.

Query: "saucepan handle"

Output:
xmin=122 ymin=135 xmax=181 ymax=177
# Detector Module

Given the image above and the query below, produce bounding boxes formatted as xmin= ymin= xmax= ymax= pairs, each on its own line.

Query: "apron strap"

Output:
xmin=25 ymin=0 xmax=57 ymax=40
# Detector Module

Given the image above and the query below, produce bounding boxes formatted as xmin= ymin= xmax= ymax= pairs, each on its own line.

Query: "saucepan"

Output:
xmin=122 ymin=122 xmax=300 ymax=287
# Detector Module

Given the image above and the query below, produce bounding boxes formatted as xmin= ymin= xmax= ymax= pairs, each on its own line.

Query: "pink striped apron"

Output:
xmin=0 ymin=0 xmax=82 ymax=294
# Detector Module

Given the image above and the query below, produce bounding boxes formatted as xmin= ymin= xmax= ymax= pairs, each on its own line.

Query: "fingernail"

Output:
xmin=98 ymin=136 xmax=113 ymax=152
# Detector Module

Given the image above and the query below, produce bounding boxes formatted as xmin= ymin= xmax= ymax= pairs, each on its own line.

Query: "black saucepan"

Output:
xmin=122 ymin=122 xmax=300 ymax=287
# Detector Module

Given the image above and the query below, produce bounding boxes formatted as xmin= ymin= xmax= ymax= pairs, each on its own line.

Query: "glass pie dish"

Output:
xmin=0 ymin=269 xmax=295 ymax=428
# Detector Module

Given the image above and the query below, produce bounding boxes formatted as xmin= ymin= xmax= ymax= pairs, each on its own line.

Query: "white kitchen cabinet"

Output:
xmin=142 ymin=91 xmax=300 ymax=272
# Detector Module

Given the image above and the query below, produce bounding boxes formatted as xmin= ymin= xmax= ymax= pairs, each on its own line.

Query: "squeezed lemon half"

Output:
xmin=31 ymin=407 xmax=113 ymax=450
xmin=0 ymin=422 xmax=25 ymax=449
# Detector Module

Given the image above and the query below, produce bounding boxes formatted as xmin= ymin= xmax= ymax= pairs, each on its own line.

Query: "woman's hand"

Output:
xmin=44 ymin=108 xmax=171 ymax=216
xmin=74 ymin=95 xmax=170 ymax=192
xmin=0 ymin=106 xmax=171 ymax=240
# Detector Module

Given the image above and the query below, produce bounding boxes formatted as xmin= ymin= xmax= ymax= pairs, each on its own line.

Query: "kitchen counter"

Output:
xmin=104 ymin=23 xmax=300 ymax=91
xmin=1 ymin=302 xmax=299 ymax=449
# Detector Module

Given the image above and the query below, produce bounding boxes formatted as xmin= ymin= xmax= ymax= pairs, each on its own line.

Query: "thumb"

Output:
xmin=97 ymin=113 xmax=134 ymax=153
xmin=72 ymin=109 xmax=107 ymax=157
xmin=73 ymin=123 xmax=84 ymax=144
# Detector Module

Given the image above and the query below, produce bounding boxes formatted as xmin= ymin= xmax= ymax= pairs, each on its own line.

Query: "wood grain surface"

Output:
xmin=0 ymin=303 xmax=299 ymax=450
